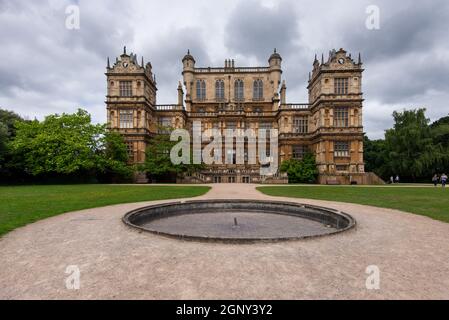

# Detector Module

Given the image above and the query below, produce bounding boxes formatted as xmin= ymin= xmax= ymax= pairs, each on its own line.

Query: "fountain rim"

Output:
xmin=122 ymin=199 xmax=357 ymax=244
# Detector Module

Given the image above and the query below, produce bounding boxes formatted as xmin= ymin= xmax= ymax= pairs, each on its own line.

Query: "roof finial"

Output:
xmin=321 ymin=53 xmax=324 ymax=64
xmin=358 ymin=52 xmax=362 ymax=64
xmin=141 ymin=56 xmax=144 ymax=68
xmin=123 ymin=46 xmax=127 ymax=55
xmin=274 ymin=48 xmax=277 ymax=53
xmin=187 ymin=49 xmax=190 ymax=55
xmin=107 ymin=57 xmax=110 ymax=69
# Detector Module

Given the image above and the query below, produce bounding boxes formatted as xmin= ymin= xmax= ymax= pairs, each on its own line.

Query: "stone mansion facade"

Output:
xmin=106 ymin=47 xmax=380 ymax=184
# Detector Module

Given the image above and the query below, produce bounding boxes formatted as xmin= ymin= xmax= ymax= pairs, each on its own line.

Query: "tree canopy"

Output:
xmin=2 ymin=108 xmax=131 ymax=183
xmin=280 ymin=153 xmax=318 ymax=184
xmin=365 ymin=109 xmax=449 ymax=182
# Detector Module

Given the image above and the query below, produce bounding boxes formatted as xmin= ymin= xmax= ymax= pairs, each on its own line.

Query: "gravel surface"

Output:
xmin=0 ymin=184 xmax=448 ymax=300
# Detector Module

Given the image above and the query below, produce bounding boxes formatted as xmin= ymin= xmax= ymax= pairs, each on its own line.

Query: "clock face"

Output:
xmin=338 ymin=58 xmax=345 ymax=64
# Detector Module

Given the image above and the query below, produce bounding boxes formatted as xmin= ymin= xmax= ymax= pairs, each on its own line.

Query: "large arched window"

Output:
xmin=196 ymin=80 xmax=206 ymax=101
xmin=253 ymin=79 xmax=263 ymax=100
xmin=215 ymin=80 xmax=225 ymax=101
xmin=234 ymin=79 xmax=244 ymax=101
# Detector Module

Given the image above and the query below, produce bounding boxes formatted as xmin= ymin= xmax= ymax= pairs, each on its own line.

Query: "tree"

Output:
xmin=0 ymin=109 xmax=24 ymax=138
xmin=97 ymin=131 xmax=133 ymax=182
xmin=143 ymin=127 xmax=203 ymax=182
xmin=383 ymin=108 xmax=443 ymax=181
xmin=0 ymin=109 xmax=25 ymax=175
xmin=280 ymin=153 xmax=318 ymax=184
xmin=430 ymin=115 xmax=449 ymax=172
xmin=363 ymin=135 xmax=389 ymax=178
xmin=9 ymin=109 xmax=131 ymax=182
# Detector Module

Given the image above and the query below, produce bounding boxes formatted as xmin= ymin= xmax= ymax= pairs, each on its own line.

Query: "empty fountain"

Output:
xmin=122 ymin=200 xmax=356 ymax=243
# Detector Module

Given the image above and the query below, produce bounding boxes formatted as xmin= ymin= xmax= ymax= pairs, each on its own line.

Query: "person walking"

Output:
xmin=390 ymin=176 xmax=394 ymax=184
xmin=395 ymin=175 xmax=400 ymax=184
xmin=432 ymin=174 xmax=439 ymax=187
xmin=441 ymin=173 xmax=447 ymax=188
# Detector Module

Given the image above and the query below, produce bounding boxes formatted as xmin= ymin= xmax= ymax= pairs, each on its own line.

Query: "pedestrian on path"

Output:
xmin=441 ymin=173 xmax=447 ymax=188
xmin=432 ymin=174 xmax=439 ymax=187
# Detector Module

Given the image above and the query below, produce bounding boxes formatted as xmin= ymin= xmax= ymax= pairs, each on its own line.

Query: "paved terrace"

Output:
xmin=0 ymin=184 xmax=448 ymax=299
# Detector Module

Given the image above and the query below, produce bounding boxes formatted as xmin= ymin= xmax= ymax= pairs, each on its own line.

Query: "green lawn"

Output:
xmin=0 ymin=185 xmax=210 ymax=237
xmin=257 ymin=185 xmax=449 ymax=223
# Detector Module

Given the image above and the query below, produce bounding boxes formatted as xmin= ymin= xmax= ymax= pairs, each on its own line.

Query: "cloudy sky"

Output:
xmin=1 ymin=0 xmax=448 ymax=138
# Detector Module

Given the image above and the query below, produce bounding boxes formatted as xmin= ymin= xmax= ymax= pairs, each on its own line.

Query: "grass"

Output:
xmin=257 ymin=185 xmax=449 ymax=223
xmin=0 ymin=185 xmax=210 ymax=237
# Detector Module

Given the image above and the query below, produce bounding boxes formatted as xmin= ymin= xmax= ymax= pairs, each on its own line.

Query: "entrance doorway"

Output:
xmin=228 ymin=176 xmax=236 ymax=183
xmin=213 ymin=176 xmax=222 ymax=184
xmin=242 ymin=176 xmax=251 ymax=184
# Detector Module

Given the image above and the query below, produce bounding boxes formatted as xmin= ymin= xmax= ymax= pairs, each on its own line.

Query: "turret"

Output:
xmin=182 ymin=49 xmax=195 ymax=99
xmin=268 ymin=48 xmax=282 ymax=96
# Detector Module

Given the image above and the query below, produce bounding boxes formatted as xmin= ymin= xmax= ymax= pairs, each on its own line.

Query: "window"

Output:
xmin=226 ymin=149 xmax=236 ymax=164
xmin=119 ymin=110 xmax=133 ymax=128
xmin=293 ymin=117 xmax=308 ymax=134
xmin=334 ymin=78 xmax=349 ymax=95
xmin=196 ymin=80 xmax=206 ymax=101
xmin=259 ymin=122 xmax=272 ymax=130
xmin=226 ymin=122 xmax=237 ymax=130
xmin=334 ymin=107 xmax=349 ymax=127
xmin=336 ymin=165 xmax=349 ymax=172
xmin=253 ymin=79 xmax=263 ymax=100
xmin=334 ymin=141 xmax=350 ymax=157
xmin=126 ymin=142 xmax=134 ymax=159
xmin=293 ymin=145 xmax=308 ymax=159
xmin=158 ymin=117 xmax=172 ymax=134
xmin=235 ymin=79 xmax=244 ymax=101
xmin=215 ymin=80 xmax=225 ymax=101
xmin=119 ymin=81 xmax=132 ymax=97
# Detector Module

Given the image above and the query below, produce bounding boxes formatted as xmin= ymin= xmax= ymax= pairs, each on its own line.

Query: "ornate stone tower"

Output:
xmin=307 ymin=48 xmax=365 ymax=183
xmin=105 ymin=47 xmax=158 ymax=167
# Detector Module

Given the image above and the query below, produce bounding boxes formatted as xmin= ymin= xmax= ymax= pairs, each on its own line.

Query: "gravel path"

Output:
xmin=0 ymin=184 xmax=448 ymax=300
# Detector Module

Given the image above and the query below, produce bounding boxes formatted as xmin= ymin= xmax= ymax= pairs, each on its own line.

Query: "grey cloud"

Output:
xmin=137 ymin=27 xmax=210 ymax=103
xmin=341 ymin=0 xmax=449 ymax=62
xmin=0 ymin=0 xmax=448 ymax=139
xmin=225 ymin=0 xmax=300 ymax=63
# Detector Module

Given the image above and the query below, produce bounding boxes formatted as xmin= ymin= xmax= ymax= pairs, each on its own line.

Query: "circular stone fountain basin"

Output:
xmin=123 ymin=200 xmax=356 ymax=243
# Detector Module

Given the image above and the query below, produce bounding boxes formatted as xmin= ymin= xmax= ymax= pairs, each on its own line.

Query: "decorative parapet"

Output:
xmin=194 ymin=67 xmax=270 ymax=73
xmin=156 ymin=105 xmax=184 ymax=111
xmin=279 ymin=103 xmax=310 ymax=110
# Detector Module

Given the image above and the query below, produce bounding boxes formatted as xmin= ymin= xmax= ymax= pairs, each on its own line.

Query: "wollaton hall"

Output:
xmin=105 ymin=47 xmax=382 ymax=184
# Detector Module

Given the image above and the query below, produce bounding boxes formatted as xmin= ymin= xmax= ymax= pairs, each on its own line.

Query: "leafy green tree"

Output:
xmin=430 ymin=115 xmax=449 ymax=172
xmin=383 ymin=108 xmax=443 ymax=181
xmin=0 ymin=109 xmax=24 ymax=138
xmin=97 ymin=131 xmax=133 ymax=182
xmin=144 ymin=127 xmax=203 ymax=182
xmin=0 ymin=109 xmax=25 ymax=174
xmin=9 ymin=109 xmax=131 ymax=182
xmin=280 ymin=153 xmax=318 ymax=184
xmin=363 ymin=135 xmax=389 ymax=178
